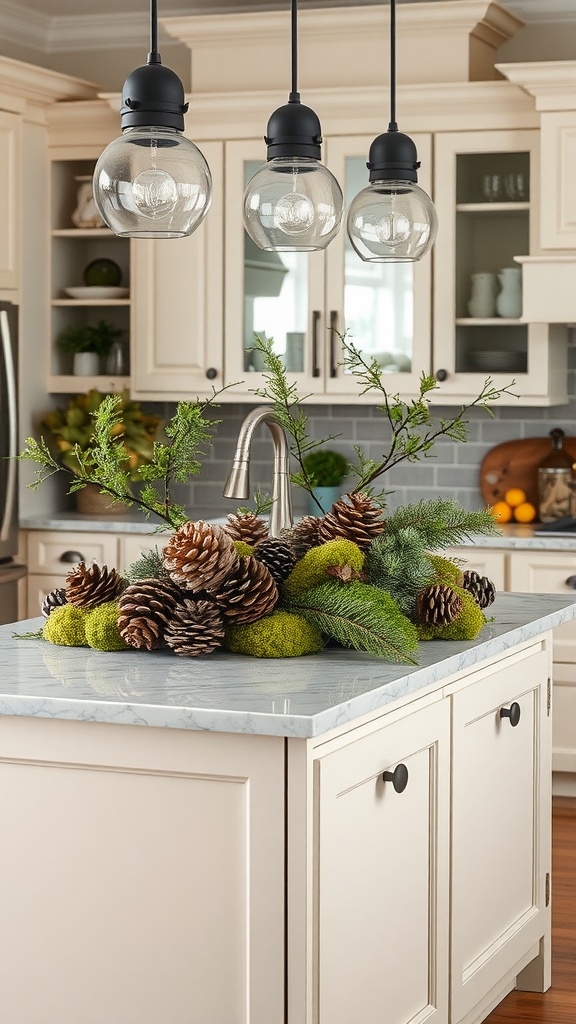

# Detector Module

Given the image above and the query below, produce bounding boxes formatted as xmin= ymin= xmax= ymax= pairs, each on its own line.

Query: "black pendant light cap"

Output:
xmin=367 ymin=130 xmax=421 ymax=184
xmin=120 ymin=62 xmax=189 ymax=131
xmin=265 ymin=101 xmax=322 ymax=160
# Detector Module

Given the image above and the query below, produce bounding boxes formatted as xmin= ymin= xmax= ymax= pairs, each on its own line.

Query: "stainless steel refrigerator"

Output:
xmin=0 ymin=301 xmax=26 ymax=625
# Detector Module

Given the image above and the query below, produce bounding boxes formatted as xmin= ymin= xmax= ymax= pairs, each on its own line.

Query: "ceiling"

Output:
xmin=0 ymin=0 xmax=573 ymax=56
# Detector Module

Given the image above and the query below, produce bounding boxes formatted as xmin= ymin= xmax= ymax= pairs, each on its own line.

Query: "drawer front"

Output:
xmin=509 ymin=551 xmax=576 ymax=661
xmin=27 ymin=532 xmax=119 ymax=575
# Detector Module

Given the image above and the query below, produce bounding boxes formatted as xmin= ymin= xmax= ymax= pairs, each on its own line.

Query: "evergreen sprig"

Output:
xmin=384 ymin=498 xmax=498 ymax=549
xmin=19 ymin=389 xmax=230 ymax=529
xmin=366 ymin=528 xmax=437 ymax=613
xmin=124 ymin=547 xmax=169 ymax=584
xmin=237 ymin=489 xmax=274 ymax=516
xmin=249 ymin=334 xmax=342 ymax=512
xmin=12 ymin=628 xmax=45 ymax=640
xmin=286 ymin=581 xmax=419 ymax=663
xmin=339 ymin=333 xmax=518 ymax=492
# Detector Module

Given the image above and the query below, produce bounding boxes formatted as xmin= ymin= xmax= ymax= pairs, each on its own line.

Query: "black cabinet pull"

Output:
xmin=435 ymin=368 xmax=448 ymax=382
xmin=382 ymin=763 xmax=409 ymax=793
xmin=205 ymin=367 xmax=217 ymax=380
xmin=59 ymin=550 xmax=85 ymax=563
xmin=329 ymin=310 xmax=338 ymax=377
xmin=565 ymin=575 xmax=576 ymax=588
xmin=500 ymin=702 xmax=521 ymax=727
xmin=311 ymin=310 xmax=321 ymax=378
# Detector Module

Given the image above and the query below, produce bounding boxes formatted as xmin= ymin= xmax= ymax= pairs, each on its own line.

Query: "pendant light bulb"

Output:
xmin=346 ymin=0 xmax=437 ymax=263
xmin=243 ymin=0 xmax=343 ymax=252
xmin=93 ymin=1 xmax=211 ymax=239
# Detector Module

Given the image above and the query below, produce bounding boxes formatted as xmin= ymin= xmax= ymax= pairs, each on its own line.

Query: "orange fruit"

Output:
xmin=490 ymin=501 xmax=513 ymax=523
xmin=513 ymin=501 xmax=537 ymax=524
xmin=504 ymin=487 xmax=527 ymax=508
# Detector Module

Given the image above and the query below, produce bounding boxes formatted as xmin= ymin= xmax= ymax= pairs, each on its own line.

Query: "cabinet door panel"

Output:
xmin=0 ymin=111 xmax=20 ymax=290
xmin=451 ymin=648 xmax=551 ymax=1021
xmin=509 ymin=550 xmax=576 ymax=661
xmin=443 ymin=547 xmax=507 ymax=591
xmin=316 ymin=699 xmax=449 ymax=1024
xmin=130 ymin=140 xmax=223 ymax=397
xmin=540 ymin=112 xmax=576 ymax=249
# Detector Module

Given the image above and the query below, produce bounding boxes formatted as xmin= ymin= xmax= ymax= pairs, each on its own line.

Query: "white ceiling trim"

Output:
xmin=0 ymin=0 xmax=575 ymax=55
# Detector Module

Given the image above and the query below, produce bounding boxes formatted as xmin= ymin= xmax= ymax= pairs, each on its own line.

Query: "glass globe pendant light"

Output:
xmin=243 ymin=0 xmax=343 ymax=252
xmin=92 ymin=0 xmax=211 ymax=239
xmin=347 ymin=0 xmax=437 ymax=262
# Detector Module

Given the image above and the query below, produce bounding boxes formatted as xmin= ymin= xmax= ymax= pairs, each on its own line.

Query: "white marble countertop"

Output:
xmin=1 ymin=593 xmax=575 ymax=738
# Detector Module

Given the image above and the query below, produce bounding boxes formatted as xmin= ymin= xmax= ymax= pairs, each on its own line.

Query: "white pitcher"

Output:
xmin=467 ymin=272 xmax=497 ymax=318
xmin=496 ymin=267 xmax=522 ymax=319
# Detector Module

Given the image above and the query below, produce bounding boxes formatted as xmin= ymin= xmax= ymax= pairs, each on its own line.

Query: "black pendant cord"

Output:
xmin=289 ymin=0 xmax=300 ymax=103
xmin=388 ymin=0 xmax=398 ymax=132
xmin=148 ymin=0 xmax=161 ymax=64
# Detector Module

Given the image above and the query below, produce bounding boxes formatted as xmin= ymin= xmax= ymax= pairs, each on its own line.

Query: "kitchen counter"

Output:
xmin=2 ymin=592 xmax=575 ymax=738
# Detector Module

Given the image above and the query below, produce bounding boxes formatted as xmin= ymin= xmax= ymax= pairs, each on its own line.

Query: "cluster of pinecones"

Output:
xmin=41 ymin=492 xmax=388 ymax=659
xmin=414 ymin=569 xmax=496 ymax=628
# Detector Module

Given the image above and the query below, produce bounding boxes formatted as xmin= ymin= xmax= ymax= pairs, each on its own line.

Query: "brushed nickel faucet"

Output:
xmin=222 ymin=406 xmax=294 ymax=537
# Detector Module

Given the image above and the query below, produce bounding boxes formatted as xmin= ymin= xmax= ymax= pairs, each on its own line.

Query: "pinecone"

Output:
xmin=223 ymin=511 xmax=269 ymax=546
xmin=462 ymin=570 xmax=496 ymax=609
xmin=415 ymin=583 xmax=463 ymax=626
xmin=280 ymin=516 xmax=322 ymax=558
xmin=207 ymin=555 xmax=278 ymax=624
xmin=66 ymin=561 xmax=125 ymax=610
xmin=252 ymin=537 xmax=296 ymax=583
xmin=118 ymin=577 xmax=184 ymax=650
xmin=41 ymin=587 xmax=68 ymax=618
xmin=317 ymin=492 xmax=386 ymax=548
xmin=163 ymin=520 xmax=239 ymax=592
xmin=165 ymin=598 xmax=225 ymax=657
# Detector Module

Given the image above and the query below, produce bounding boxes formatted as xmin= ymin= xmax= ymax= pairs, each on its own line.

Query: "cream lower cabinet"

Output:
xmin=0 ymin=639 xmax=552 ymax=1024
xmin=449 ymin=647 xmax=551 ymax=1022
xmin=314 ymin=697 xmax=450 ymax=1024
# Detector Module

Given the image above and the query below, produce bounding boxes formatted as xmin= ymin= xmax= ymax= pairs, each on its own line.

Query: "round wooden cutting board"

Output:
xmin=479 ymin=436 xmax=576 ymax=510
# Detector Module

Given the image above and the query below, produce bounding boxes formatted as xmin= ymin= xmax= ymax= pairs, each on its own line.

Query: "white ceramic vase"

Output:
xmin=496 ymin=267 xmax=522 ymax=318
xmin=467 ymin=272 xmax=497 ymax=318
xmin=73 ymin=351 xmax=100 ymax=376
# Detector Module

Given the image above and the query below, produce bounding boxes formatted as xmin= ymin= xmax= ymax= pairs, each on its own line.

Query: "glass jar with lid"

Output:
xmin=537 ymin=428 xmax=574 ymax=522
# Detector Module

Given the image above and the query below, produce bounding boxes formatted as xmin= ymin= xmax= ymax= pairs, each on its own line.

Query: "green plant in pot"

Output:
xmin=58 ymin=319 xmax=125 ymax=376
xmin=301 ymin=449 xmax=349 ymax=514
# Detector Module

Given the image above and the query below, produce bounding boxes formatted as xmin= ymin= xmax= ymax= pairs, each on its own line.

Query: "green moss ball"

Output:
xmin=282 ymin=539 xmax=365 ymax=600
xmin=428 ymin=553 xmax=464 ymax=587
xmin=85 ymin=600 xmax=129 ymax=652
xmin=417 ymin=586 xmax=485 ymax=642
xmin=226 ymin=610 xmax=324 ymax=658
xmin=43 ymin=604 xmax=88 ymax=647
xmin=233 ymin=540 xmax=253 ymax=557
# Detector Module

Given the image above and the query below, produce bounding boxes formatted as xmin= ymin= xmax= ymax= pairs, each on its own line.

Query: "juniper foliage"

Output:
xmin=124 ymin=547 xmax=170 ymax=584
xmin=384 ymin=498 xmax=498 ymax=550
xmin=366 ymin=528 xmax=437 ymax=614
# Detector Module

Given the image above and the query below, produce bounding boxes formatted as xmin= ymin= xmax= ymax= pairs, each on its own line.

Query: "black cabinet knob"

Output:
xmin=205 ymin=367 xmax=218 ymax=380
xmin=500 ymin=702 xmax=521 ymax=727
xmin=59 ymin=550 xmax=85 ymax=563
xmin=566 ymin=575 xmax=576 ymax=589
xmin=382 ymin=763 xmax=409 ymax=793
xmin=435 ymin=368 xmax=448 ymax=382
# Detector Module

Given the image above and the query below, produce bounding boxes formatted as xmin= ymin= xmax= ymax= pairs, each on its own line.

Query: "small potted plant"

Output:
xmin=302 ymin=448 xmax=349 ymax=514
xmin=57 ymin=319 xmax=125 ymax=376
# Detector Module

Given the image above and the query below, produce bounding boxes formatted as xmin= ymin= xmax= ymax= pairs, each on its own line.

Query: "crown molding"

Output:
xmin=0 ymin=1 xmax=185 ymax=53
xmin=497 ymin=59 xmax=576 ymax=108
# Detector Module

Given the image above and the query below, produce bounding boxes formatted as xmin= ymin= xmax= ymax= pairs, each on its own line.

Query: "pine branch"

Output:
xmin=124 ymin=547 xmax=170 ymax=584
xmin=248 ymin=334 xmax=342 ymax=513
xmin=338 ymin=333 xmax=518 ymax=491
xmin=237 ymin=490 xmax=274 ymax=516
xmin=12 ymin=628 xmax=45 ymax=640
xmin=286 ymin=581 xmax=419 ymax=663
xmin=384 ymin=499 xmax=498 ymax=549
xmin=366 ymin=528 xmax=436 ymax=613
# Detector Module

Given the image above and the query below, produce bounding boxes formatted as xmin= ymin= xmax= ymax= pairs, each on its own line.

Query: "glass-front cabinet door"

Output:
xmin=432 ymin=129 xmax=564 ymax=404
xmin=224 ymin=139 xmax=325 ymax=395
xmin=224 ymin=135 xmax=432 ymax=400
xmin=324 ymin=134 xmax=433 ymax=397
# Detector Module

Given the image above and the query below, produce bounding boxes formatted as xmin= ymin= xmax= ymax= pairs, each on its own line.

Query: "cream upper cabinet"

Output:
xmin=224 ymin=134 xmax=432 ymax=401
xmin=0 ymin=110 xmax=20 ymax=292
xmin=539 ymin=111 xmax=576 ymax=250
xmin=130 ymin=140 xmax=224 ymax=399
xmin=433 ymin=128 xmax=568 ymax=407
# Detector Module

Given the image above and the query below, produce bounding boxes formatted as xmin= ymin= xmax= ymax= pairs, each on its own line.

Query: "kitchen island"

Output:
xmin=1 ymin=592 xmax=575 ymax=1024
